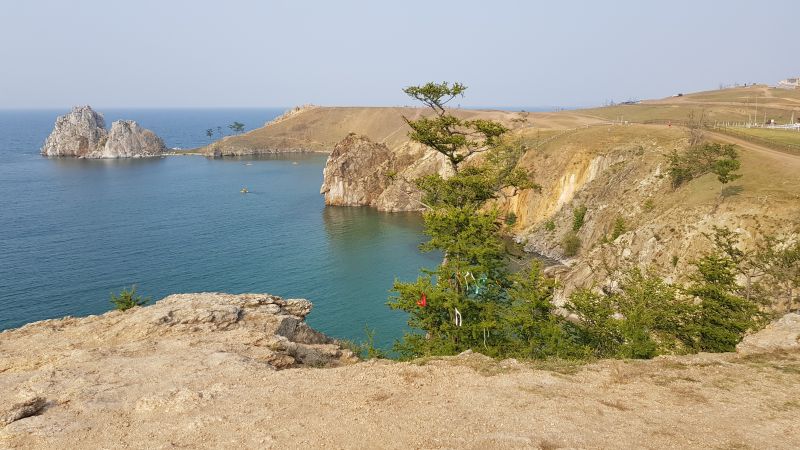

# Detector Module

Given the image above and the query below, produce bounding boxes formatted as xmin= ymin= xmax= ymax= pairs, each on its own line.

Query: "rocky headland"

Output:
xmin=41 ymin=106 xmax=166 ymax=158
xmin=320 ymin=133 xmax=453 ymax=211
xmin=1 ymin=293 xmax=798 ymax=448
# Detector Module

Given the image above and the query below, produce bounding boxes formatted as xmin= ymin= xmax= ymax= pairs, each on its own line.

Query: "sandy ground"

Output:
xmin=2 ymin=302 xmax=799 ymax=449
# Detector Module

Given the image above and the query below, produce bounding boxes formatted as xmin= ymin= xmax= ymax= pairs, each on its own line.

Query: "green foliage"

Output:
xmin=611 ymin=216 xmax=627 ymax=240
xmin=544 ymin=220 xmax=556 ymax=232
xmin=388 ymin=82 xmax=766 ymax=363
xmin=402 ymin=82 xmax=508 ymax=172
xmin=562 ymin=231 xmax=581 ymax=256
xmin=500 ymin=263 xmax=584 ymax=359
xmin=667 ymin=142 xmax=742 ymax=188
xmin=504 ymin=212 xmax=517 ymax=226
xmin=110 ymin=285 xmax=149 ymax=311
xmin=228 ymin=121 xmax=245 ymax=134
xmin=566 ymin=269 xmax=695 ymax=359
xmin=643 ymin=198 xmax=655 ymax=212
xmin=572 ymin=205 xmax=587 ymax=231
xmin=685 ymin=253 xmax=761 ymax=352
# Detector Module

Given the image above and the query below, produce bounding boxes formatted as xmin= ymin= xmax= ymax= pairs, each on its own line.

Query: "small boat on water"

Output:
xmin=240 ymin=187 xmax=249 ymax=194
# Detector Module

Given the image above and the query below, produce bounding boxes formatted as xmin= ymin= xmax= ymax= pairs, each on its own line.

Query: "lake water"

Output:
xmin=0 ymin=108 xmax=438 ymax=349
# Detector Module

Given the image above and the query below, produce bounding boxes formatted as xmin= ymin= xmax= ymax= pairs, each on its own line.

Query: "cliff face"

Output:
xmin=320 ymin=133 xmax=453 ymax=211
xmin=41 ymin=106 xmax=166 ymax=158
xmin=497 ymin=124 xmax=800 ymax=302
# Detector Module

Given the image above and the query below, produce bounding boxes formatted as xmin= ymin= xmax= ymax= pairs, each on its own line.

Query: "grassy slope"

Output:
xmin=197 ymin=106 xmax=603 ymax=155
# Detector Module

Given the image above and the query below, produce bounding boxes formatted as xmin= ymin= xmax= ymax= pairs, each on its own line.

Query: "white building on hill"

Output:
xmin=778 ymin=77 xmax=800 ymax=89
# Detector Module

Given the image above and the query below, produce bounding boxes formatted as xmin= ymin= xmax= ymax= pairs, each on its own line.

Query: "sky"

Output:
xmin=0 ymin=0 xmax=796 ymax=109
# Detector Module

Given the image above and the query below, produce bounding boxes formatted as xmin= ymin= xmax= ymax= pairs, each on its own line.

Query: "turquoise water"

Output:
xmin=0 ymin=109 xmax=437 ymax=348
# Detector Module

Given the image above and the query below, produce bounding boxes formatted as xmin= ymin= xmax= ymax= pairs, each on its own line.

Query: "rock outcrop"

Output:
xmin=737 ymin=313 xmax=800 ymax=354
xmin=320 ymin=133 xmax=453 ymax=211
xmin=100 ymin=120 xmax=166 ymax=158
xmin=1 ymin=306 xmax=798 ymax=448
xmin=41 ymin=106 xmax=165 ymax=158
xmin=40 ymin=106 xmax=108 ymax=157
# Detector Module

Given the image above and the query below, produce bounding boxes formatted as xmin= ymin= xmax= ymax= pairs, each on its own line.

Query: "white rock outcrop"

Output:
xmin=40 ymin=106 xmax=108 ymax=157
xmin=737 ymin=313 xmax=800 ymax=354
xmin=320 ymin=133 xmax=453 ymax=211
xmin=41 ymin=106 xmax=165 ymax=158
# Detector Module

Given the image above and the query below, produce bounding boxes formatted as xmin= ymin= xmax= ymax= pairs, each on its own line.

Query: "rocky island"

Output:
xmin=41 ymin=106 xmax=166 ymax=158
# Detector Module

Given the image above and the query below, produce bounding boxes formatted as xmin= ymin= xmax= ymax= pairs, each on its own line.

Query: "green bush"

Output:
xmin=110 ymin=285 xmax=149 ymax=311
xmin=572 ymin=205 xmax=587 ymax=231
xmin=544 ymin=220 xmax=556 ymax=232
xmin=610 ymin=216 xmax=627 ymax=240
xmin=667 ymin=142 xmax=741 ymax=188
xmin=504 ymin=212 xmax=517 ymax=226
xmin=562 ymin=231 xmax=581 ymax=256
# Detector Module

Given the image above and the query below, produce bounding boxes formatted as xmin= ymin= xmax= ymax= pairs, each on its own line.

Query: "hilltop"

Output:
xmin=199 ymin=86 xmax=800 ymax=301
xmin=2 ymin=291 xmax=798 ymax=448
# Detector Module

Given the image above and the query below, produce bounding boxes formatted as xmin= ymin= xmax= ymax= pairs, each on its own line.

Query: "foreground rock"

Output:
xmin=41 ymin=106 xmax=166 ymax=158
xmin=320 ymin=133 xmax=453 ymax=211
xmin=1 ymin=304 xmax=799 ymax=448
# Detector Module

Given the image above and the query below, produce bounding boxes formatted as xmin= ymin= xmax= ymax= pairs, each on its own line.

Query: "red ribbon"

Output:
xmin=416 ymin=293 xmax=427 ymax=307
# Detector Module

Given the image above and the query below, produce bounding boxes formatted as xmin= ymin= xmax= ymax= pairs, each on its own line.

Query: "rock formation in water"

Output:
xmin=320 ymin=133 xmax=453 ymax=211
xmin=41 ymin=106 xmax=166 ymax=158
xmin=100 ymin=120 xmax=166 ymax=158
xmin=40 ymin=106 xmax=108 ymax=157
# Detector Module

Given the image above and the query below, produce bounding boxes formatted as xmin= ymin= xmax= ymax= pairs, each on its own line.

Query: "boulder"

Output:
xmin=93 ymin=120 xmax=166 ymax=158
xmin=40 ymin=106 xmax=107 ymax=157
xmin=41 ymin=106 xmax=165 ymax=158
xmin=320 ymin=133 xmax=452 ymax=211
xmin=736 ymin=313 xmax=800 ymax=355
xmin=320 ymin=133 xmax=394 ymax=208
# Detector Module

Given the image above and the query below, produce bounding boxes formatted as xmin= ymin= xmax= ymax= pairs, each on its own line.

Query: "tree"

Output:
xmin=388 ymin=82 xmax=536 ymax=359
xmin=205 ymin=128 xmax=214 ymax=140
xmin=228 ymin=122 xmax=245 ymax=134
xmin=685 ymin=250 xmax=762 ymax=352
xmin=565 ymin=269 xmax=695 ymax=359
xmin=667 ymin=142 xmax=741 ymax=189
xmin=110 ymin=285 xmax=149 ymax=311
xmin=402 ymin=82 xmax=508 ymax=173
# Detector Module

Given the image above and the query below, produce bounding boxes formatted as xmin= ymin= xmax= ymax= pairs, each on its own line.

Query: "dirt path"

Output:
xmin=706 ymin=131 xmax=800 ymax=168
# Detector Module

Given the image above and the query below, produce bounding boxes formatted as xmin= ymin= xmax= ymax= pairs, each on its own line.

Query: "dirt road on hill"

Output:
xmin=707 ymin=131 xmax=800 ymax=167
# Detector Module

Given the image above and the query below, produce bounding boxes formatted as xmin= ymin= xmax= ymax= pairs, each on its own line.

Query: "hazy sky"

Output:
xmin=1 ymin=0 xmax=796 ymax=108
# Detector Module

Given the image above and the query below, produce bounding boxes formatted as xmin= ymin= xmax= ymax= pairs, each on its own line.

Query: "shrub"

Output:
xmin=504 ymin=212 xmax=517 ymax=226
xmin=566 ymin=269 xmax=697 ymax=359
xmin=667 ymin=142 xmax=741 ymax=188
xmin=562 ymin=231 xmax=581 ymax=256
xmin=643 ymin=198 xmax=655 ymax=212
xmin=610 ymin=216 xmax=627 ymax=240
xmin=544 ymin=220 xmax=556 ymax=232
xmin=110 ymin=285 xmax=149 ymax=311
xmin=572 ymin=205 xmax=587 ymax=231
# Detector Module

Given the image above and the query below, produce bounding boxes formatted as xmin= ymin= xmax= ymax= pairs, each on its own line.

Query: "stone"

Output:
xmin=2 ymin=396 xmax=46 ymax=426
xmin=320 ymin=133 xmax=452 ymax=211
xmin=736 ymin=313 xmax=800 ymax=354
xmin=41 ymin=106 xmax=165 ymax=158
xmin=40 ymin=106 xmax=107 ymax=157
xmin=92 ymin=120 xmax=166 ymax=158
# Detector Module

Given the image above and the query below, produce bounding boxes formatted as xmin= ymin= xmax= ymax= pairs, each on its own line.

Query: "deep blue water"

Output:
xmin=0 ymin=109 xmax=437 ymax=348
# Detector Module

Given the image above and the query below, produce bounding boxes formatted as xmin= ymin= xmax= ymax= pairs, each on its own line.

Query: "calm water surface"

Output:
xmin=0 ymin=109 xmax=437 ymax=348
